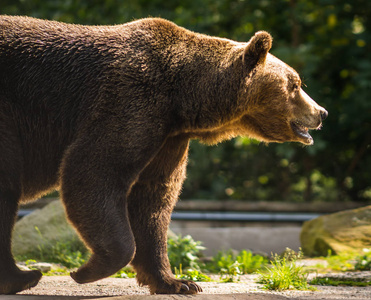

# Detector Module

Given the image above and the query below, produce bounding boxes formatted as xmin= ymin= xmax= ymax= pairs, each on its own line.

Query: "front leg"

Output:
xmin=128 ymin=135 xmax=202 ymax=294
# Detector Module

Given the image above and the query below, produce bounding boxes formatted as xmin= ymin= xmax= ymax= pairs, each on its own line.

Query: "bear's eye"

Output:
xmin=292 ymin=83 xmax=300 ymax=91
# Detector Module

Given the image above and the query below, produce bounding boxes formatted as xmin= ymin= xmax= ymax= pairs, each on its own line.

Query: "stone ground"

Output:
xmin=2 ymin=272 xmax=371 ymax=300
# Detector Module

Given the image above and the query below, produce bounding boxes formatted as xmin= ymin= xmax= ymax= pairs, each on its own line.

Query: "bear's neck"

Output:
xmin=169 ymin=40 xmax=246 ymax=142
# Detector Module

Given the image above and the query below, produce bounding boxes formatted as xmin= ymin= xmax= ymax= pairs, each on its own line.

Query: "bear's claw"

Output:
xmin=149 ymin=278 xmax=202 ymax=294
xmin=181 ymin=283 xmax=189 ymax=291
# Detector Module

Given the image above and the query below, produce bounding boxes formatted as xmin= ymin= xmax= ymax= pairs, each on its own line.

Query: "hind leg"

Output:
xmin=63 ymin=182 xmax=136 ymax=284
xmin=0 ymin=194 xmax=42 ymax=294
xmin=0 ymin=123 xmax=42 ymax=294
xmin=60 ymin=132 xmax=165 ymax=283
xmin=61 ymin=152 xmax=135 ymax=283
xmin=66 ymin=196 xmax=135 ymax=284
xmin=129 ymin=136 xmax=202 ymax=294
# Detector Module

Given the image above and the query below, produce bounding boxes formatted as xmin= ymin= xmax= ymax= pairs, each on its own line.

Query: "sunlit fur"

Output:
xmin=0 ymin=16 xmax=326 ymax=295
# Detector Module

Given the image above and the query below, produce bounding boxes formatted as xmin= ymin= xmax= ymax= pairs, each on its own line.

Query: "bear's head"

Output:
xmin=238 ymin=31 xmax=328 ymax=145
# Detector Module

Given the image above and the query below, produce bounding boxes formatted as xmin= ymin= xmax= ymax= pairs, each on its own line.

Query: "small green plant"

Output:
xmin=236 ymin=250 xmax=268 ymax=274
xmin=219 ymin=261 xmax=242 ymax=283
xmin=51 ymin=243 xmax=88 ymax=269
xmin=25 ymin=259 xmax=38 ymax=267
xmin=258 ymin=248 xmax=314 ymax=291
xmin=167 ymin=234 xmax=205 ymax=272
xmin=207 ymin=249 xmax=267 ymax=275
xmin=44 ymin=265 xmax=69 ymax=276
xmin=174 ymin=265 xmax=211 ymax=282
xmin=354 ymin=248 xmax=371 ymax=271
xmin=208 ymin=250 xmax=236 ymax=274
xmin=16 ymin=226 xmax=90 ymax=269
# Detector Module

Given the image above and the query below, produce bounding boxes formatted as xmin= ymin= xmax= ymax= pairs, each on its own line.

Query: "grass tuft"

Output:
xmin=257 ymin=248 xmax=315 ymax=291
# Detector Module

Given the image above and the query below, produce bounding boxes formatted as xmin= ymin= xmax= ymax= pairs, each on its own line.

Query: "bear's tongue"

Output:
xmin=291 ymin=121 xmax=311 ymax=140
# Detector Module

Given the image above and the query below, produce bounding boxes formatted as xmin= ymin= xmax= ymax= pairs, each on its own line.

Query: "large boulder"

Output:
xmin=12 ymin=200 xmax=82 ymax=258
xmin=301 ymin=205 xmax=371 ymax=257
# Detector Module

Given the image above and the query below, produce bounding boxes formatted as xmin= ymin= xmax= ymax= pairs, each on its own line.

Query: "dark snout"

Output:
xmin=320 ymin=109 xmax=328 ymax=121
xmin=298 ymin=89 xmax=328 ymax=128
xmin=291 ymin=89 xmax=329 ymax=145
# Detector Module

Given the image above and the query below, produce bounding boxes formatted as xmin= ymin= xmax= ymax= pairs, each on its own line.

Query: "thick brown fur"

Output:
xmin=0 ymin=16 xmax=327 ymax=294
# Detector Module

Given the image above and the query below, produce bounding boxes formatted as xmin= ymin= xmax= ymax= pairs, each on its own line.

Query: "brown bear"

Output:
xmin=0 ymin=15 xmax=327 ymax=294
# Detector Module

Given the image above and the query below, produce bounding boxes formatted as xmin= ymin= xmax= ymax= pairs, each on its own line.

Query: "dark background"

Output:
xmin=1 ymin=0 xmax=370 ymax=203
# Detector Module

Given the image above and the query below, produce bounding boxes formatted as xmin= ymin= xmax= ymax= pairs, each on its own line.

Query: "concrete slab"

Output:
xmin=0 ymin=295 xmax=89 ymax=300
xmin=3 ymin=294 xmax=371 ymax=300
xmin=3 ymin=274 xmax=371 ymax=300
xmin=170 ymin=226 xmax=301 ymax=255
xmin=99 ymin=294 xmax=293 ymax=299
xmin=0 ymin=296 xmax=92 ymax=300
xmin=1 ymin=294 xmax=293 ymax=300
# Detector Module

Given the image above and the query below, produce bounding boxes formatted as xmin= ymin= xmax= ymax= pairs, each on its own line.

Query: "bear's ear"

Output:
xmin=243 ymin=31 xmax=272 ymax=68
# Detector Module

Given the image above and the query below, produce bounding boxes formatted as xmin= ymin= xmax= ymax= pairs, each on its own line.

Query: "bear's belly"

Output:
xmin=18 ymin=129 xmax=71 ymax=203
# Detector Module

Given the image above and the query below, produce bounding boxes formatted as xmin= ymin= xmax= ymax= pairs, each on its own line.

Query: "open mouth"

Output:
xmin=291 ymin=121 xmax=314 ymax=144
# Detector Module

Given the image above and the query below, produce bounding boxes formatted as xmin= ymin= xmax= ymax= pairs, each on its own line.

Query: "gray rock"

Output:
xmin=27 ymin=262 xmax=53 ymax=273
xmin=12 ymin=200 xmax=82 ymax=258
xmin=301 ymin=205 xmax=371 ymax=256
xmin=16 ymin=263 xmax=31 ymax=271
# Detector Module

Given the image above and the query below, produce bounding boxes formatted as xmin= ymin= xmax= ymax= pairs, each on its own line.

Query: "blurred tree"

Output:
xmin=1 ymin=0 xmax=370 ymax=202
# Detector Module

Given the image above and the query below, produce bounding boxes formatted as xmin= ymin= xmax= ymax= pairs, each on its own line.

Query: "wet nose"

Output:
xmin=320 ymin=109 xmax=328 ymax=121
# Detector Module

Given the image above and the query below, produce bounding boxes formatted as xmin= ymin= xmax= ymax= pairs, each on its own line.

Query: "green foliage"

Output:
xmin=208 ymin=249 xmax=267 ymax=275
xmin=174 ymin=265 xmax=212 ymax=282
xmin=168 ymin=236 xmax=267 ymax=283
xmin=168 ymin=235 xmax=212 ymax=282
xmin=258 ymin=249 xmax=313 ymax=291
xmin=111 ymin=266 xmax=137 ymax=279
xmin=354 ymin=249 xmax=371 ymax=271
xmin=309 ymin=250 xmax=357 ymax=272
xmin=47 ymin=243 xmax=88 ymax=269
xmin=19 ymin=239 xmax=89 ymax=269
xmin=236 ymin=250 xmax=268 ymax=274
xmin=15 ymin=226 xmax=89 ymax=269
xmin=1 ymin=1 xmax=370 ymax=202
xmin=44 ymin=266 xmax=69 ymax=276
xmin=218 ymin=261 xmax=243 ymax=283
xmin=167 ymin=234 xmax=205 ymax=272
xmin=24 ymin=259 xmax=37 ymax=266
xmin=323 ymin=251 xmax=355 ymax=272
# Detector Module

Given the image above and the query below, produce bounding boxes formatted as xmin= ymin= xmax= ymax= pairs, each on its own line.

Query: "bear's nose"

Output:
xmin=320 ymin=109 xmax=328 ymax=121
